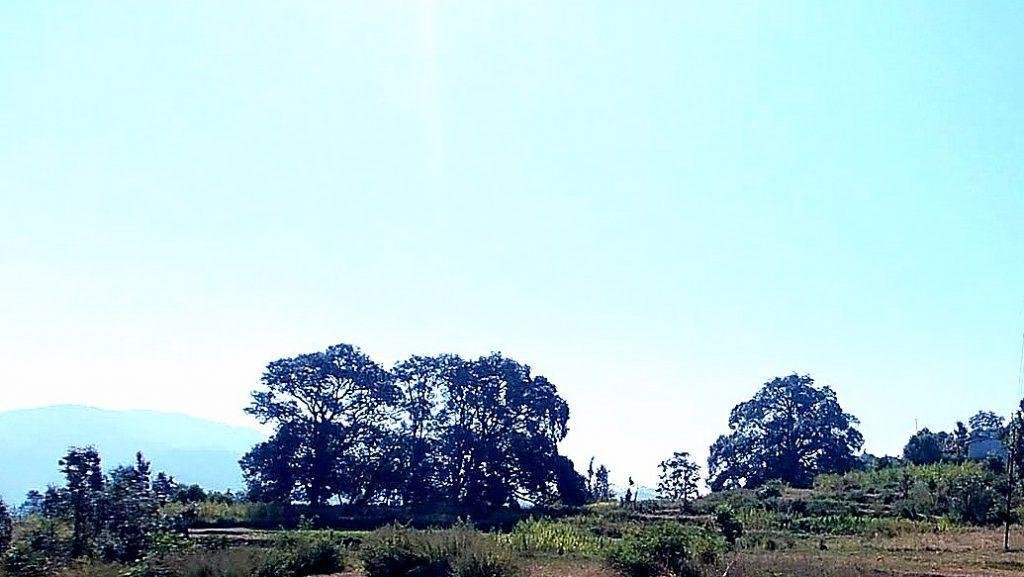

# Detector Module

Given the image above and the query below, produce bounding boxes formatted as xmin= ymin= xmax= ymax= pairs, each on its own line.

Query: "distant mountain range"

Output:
xmin=0 ymin=405 xmax=265 ymax=503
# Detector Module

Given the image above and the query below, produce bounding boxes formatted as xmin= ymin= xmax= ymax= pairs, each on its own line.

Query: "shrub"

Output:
xmin=360 ymin=524 xmax=519 ymax=577
xmin=254 ymin=532 xmax=349 ymax=577
xmin=147 ymin=548 xmax=268 ymax=577
xmin=739 ymin=530 xmax=795 ymax=551
xmin=54 ymin=562 xmax=124 ymax=577
xmin=604 ymin=522 xmax=723 ymax=577
xmin=946 ymin=476 xmax=998 ymax=525
xmin=714 ymin=505 xmax=743 ymax=545
xmin=4 ymin=518 xmax=71 ymax=577
xmin=755 ymin=481 xmax=785 ymax=501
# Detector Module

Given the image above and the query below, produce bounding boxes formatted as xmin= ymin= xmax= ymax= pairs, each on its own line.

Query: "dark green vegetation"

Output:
xmin=707 ymin=375 xmax=864 ymax=491
xmin=241 ymin=345 xmax=583 ymax=511
xmin=4 ymin=341 xmax=1024 ymax=576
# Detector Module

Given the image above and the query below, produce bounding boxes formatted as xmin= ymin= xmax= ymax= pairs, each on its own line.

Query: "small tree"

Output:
xmin=657 ymin=452 xmax=701 ymax=505
xmin=20 ymin=491 xmax=44 ymax=516
xmin=99 ymin=452 xmax=160 ymax=562
xmin=587 ymin=458 xmax=596 ymax=497
xmin=152 ymin=472 xmax=177 ymax=504
xmin=594 ymin=465 xmax=614 ymax=502
xmin=59 ymin=447 xmax=105 ymax=557
xmin=0 ymin=498 xmax=12 ymax=554
xmin=947 ymin=422 xmax=970 ymax=462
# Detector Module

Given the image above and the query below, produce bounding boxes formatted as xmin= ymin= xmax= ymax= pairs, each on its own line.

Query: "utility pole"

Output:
xmin=1003 ymin=333 xmax=1024 ymax=552
xmin=1004 ymin=412 xmax=1017 ymax=552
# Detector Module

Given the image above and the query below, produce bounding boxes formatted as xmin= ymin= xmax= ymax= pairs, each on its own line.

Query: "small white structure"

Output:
xmin=968 ymin=438 xmax=1007 ymax=460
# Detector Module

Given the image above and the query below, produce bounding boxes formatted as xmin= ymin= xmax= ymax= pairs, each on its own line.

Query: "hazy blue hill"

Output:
xmin=0 ymin=405 xmax=265 ymax=502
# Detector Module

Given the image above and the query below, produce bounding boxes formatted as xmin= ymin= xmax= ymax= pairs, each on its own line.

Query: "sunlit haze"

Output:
xmin=3 ymin=2 xmax=1024 ymax=488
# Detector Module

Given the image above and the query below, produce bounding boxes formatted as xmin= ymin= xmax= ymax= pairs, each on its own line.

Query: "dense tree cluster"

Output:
xmin=10 ymin=448 xmax=171 ymax=567
xmin=240 ymin=343 xmax=583 ymax=510
xmin=901 ymin=411 xmax=1012 ymax=466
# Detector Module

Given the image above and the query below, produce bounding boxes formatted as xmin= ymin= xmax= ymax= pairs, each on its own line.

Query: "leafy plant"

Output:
xmin=714 ymin=505 xmax=743 ymax=545
xmin=254 ymin=532 xmax=349 ymax=577
xmin=360 ymin=524 xmax=519 ymax=577
xmin=499 ymin=518 xmax=610 ymax=556
xmin=604 ymin=522 xmax=723 ymax=577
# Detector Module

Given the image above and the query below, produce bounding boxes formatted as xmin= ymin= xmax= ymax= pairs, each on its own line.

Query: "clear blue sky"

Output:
xmin=2 ymin=2 xmax=1024 ymax=487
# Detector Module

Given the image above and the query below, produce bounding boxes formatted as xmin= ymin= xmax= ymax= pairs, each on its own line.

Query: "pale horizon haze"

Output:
xmin=3 ymin=2 xmax=1024 ymax=487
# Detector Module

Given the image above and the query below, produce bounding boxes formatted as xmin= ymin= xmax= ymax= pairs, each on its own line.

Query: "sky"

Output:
xmin=2 ymin=1 xmax=1024 ymax=488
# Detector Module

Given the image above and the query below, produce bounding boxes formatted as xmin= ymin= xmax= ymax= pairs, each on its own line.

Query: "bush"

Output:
xmin=755 ymin=481 xmax=785 ymax=501
xmin=714 ymin=505 xmax=743 ymax=545
xmin=4 ymin=518 xmax=70 ymax=577
xmin=739 ymin=530 xmax=795 ymax=551
xmin=147 ymin=548 xmax=268 ymax=577
xmin=254 ymin=532 xmax=349 ymax=577
xmin=359 ymin=524 xmax=519 ymax=577
xmin=604 ymin=522 xmax=723 ymax=577
xmin=53 ymin=562 xmax=124 ymax=577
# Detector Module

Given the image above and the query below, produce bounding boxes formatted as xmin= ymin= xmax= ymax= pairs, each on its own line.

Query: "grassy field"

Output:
xmin=564 ymin=529 xmax=1024 ymax=577
xmin=15 ymin=461 xmax=1024 ymax=577
xmin=181 ymin=524 xmax=1024 ymax=577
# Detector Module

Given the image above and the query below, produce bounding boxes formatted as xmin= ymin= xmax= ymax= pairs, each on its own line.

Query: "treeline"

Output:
xmin=900 ymin=410 xmax=1008 ymax=465
xmin=240 ymin=344 xmax=588 ymax=511
xmin=241 ymin=344 xmax=1024 ymax=509
xmin=649 ymin=374 xmax=1023 ymax=499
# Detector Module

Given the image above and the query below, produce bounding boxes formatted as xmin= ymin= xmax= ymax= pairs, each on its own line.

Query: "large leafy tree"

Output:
xmin=241 ymin=343 xmax=400 ymax=506
xmin=903 ymin=429 xmax=944 ymax=465
xmin=433 ymin=353 xmax=570 ymax=509
xmin=390 ymin=352 xmax=572 ymax=509
xmin=391 ymin=354 xmax=460 ymax=505
xmin=707 ymin=374 xmax=863 ymax=490
xmin=242 ymin=345 xmax=577 ymax=510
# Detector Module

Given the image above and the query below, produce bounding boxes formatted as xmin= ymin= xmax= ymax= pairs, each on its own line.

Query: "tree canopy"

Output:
xmin=903 ymin=428 xmax=945 ymax=465
xmin=707 ymin=374 xmax=863 ymax=490
xmin=241 ymin=343 xmax=579 ymax=510
xmin=242 ymin=344 xmax=401 ymax=506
